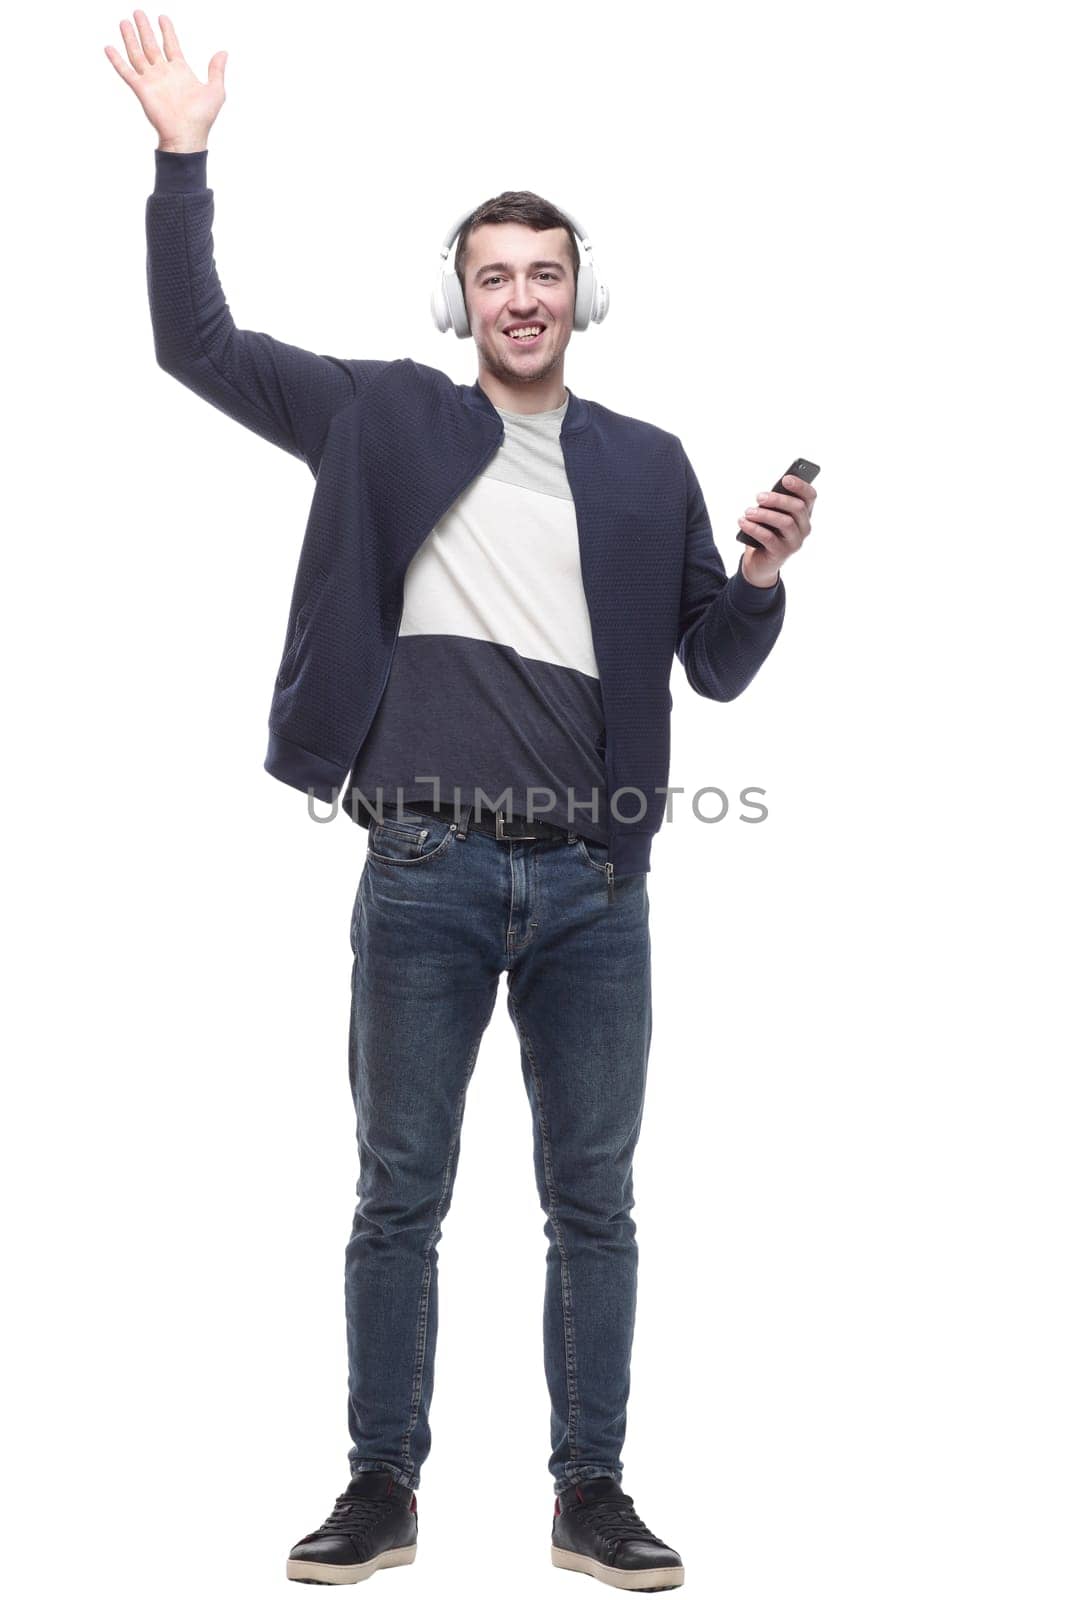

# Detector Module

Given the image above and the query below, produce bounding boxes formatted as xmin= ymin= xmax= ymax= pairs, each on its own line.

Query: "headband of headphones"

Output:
xmin=429 ymin=201 xmax=610 ymax=338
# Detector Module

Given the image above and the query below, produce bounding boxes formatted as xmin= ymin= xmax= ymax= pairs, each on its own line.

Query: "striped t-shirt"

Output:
xmin=348 ymin=388 xmax=610 ymax=841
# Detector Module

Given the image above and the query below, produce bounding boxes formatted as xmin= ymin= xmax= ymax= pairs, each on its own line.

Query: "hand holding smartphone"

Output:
xmin=736 ymin=457 xmax=821 ymax=547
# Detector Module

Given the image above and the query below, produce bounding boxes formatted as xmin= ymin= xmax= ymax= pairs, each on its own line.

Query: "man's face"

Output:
xmin=463 ymin=222 xmax=576 ymax=386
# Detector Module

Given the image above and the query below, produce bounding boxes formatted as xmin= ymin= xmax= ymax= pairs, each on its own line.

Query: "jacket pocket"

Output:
xmin=276 ymin=567 xmax=329 ymax=690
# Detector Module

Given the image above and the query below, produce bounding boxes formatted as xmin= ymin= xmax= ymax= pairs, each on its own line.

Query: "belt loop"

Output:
xmin=456 ymin=801 xmax=473 ymax=841
xmin=567 ymin=829 xmax=577 ymax=844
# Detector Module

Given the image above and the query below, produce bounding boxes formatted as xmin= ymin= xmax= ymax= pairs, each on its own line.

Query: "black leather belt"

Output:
xmin=387 ymin=798 xmax=576 ymax=844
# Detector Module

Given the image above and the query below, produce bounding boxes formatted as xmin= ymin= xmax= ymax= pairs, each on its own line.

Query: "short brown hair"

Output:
xmin=454 ymin=190 xmax=581 ymax=305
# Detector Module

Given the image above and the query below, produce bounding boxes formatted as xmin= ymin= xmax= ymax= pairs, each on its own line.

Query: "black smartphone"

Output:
xmin=736 ymin=457 xmax=821 ymax=547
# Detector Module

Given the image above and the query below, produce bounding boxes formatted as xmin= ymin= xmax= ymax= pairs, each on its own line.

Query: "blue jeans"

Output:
xmin=344 ymin=801 xmax=652 ymax=1495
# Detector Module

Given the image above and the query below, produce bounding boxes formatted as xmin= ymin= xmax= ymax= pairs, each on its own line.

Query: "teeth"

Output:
xmin=508 ymin=327 xmax=543 ymax=339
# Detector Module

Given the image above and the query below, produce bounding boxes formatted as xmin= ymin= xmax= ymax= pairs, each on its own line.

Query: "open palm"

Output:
xmin=104 ymin=10 xmax=226 ymax=148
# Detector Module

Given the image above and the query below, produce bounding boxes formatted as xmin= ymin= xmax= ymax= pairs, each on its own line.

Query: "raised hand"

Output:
xmin=104 ymin=11 xmax=226 ymax=152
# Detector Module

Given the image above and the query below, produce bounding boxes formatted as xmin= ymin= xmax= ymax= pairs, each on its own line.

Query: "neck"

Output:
xmin=475 ymin=364 xmax=568 ymax=415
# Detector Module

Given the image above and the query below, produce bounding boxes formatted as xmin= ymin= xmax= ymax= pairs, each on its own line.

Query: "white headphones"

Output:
xmin=430 ymin=201 xmax=610 ymax=338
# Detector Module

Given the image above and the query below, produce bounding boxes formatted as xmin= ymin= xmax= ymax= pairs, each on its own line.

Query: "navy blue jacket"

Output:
xmin=146 ymin=149 xmax=786 ymax=877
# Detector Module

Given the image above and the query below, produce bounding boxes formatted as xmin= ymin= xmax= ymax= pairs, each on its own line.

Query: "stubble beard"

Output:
xmin=477 ymin=327 xmax=565 ymax=388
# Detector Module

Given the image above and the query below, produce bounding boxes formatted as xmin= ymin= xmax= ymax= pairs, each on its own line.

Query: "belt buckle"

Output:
xmin=495 ymin=811 xmax=539 ymax=841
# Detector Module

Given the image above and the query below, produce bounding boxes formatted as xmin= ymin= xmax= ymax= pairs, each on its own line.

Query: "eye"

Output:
xmin=481 ymin=272 xmax=559 ymax=287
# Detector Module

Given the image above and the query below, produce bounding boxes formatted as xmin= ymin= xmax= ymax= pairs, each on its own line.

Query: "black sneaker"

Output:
xmin=286 ymin=1470 xmax=418 ymax=1585
xmin=551 ymin=1476 xmax=684 ymax=1591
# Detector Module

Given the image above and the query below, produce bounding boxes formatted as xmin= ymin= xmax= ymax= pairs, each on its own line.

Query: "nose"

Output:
xmin=507 ymin=279 xmax=540 ymax=312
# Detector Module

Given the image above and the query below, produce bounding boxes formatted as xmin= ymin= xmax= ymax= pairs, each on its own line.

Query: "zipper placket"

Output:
xmin=559 ymin=427 xmax=618 ymax=909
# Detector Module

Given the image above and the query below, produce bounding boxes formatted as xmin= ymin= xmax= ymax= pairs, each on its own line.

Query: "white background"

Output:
xmin=4 ymin=2 xmax=1063 ymax=1595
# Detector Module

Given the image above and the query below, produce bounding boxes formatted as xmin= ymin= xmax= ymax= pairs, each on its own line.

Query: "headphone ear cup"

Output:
xmin=442 ymin=270 xmax=470 ymax=339
xmin=592 ymin=278 xmax=609 ymax=325
xmin=572 ymin=257 xmax=594 ymax=332
xmin=430 ymin=268 xmax=471 ymax=337
xmin=430 ymin=275 xmax=450 ymax=333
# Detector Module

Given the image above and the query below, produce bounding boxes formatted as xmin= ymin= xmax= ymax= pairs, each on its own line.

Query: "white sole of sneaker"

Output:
xmin=551 ymin=1543 xmax=684 ymax=1590
xmin=287 ymin=1544 xmax=417 ymax=1584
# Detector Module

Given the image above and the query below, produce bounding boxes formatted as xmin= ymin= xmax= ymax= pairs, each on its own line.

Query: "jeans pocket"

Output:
xmin=367 ymin=813 xmax=456 ymax=866
xmin=573 ymin=835 xmax=612 ymax=875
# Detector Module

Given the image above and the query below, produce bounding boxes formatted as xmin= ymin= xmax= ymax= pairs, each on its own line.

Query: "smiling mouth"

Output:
xmin=503 ymin=324 xmax=547 ymax=346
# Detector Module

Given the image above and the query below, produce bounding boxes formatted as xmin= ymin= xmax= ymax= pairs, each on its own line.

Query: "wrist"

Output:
xmin=740 ymin=551 xmax=780 ymax=588
xmin=157 ymin=138 xmax=209 ymax=154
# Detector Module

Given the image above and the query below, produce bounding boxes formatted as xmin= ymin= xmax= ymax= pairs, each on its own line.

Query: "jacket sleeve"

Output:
xmin=675 ymin=446 xmax=787 ymax=701
xmin=145 ymin=149 xmax=390 ymax=467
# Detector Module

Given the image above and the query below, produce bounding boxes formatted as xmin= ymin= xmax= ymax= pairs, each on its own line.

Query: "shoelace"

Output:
xmin=573 ymin=1494 xmax=667 ymax=1550
xmin=304 ymin=1491 xmax=392 ymax=1544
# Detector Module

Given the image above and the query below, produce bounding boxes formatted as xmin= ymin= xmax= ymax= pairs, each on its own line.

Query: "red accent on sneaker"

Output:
xmin=575 ymin=1485 xmax=585 ymax=1504
xmin=554 ymin=1496 xmax=561 ymax=1516
xmin=411 ymin=1492 xmax=417 ymax=1513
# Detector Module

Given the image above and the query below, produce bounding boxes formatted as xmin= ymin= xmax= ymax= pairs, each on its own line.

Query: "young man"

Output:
xmin=110 ymin=11 xmax=815 ymax=1591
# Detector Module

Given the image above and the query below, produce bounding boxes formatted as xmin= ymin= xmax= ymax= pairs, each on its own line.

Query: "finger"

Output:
xmin=756 ymin=492 xmax=811 ymax=538
xmin=118 ymin=17 xmax=149 ymax=71
xmin=756 ymin=490 xmax=806 ymax=514
xmin=782 ymin=477 xmax=816 ymax=505
xmin=741 ymin=516 xmax=802 ymax=556
xmin=132 ymin=8 xmax=161 ymax=66
xmin=737 ymin=521 xmax=774 ymax=550
xmin=158 ymin=14 xmax=185 ymax=62
xmin=741 ymin=505 xmax=792 ymax=542
xmin=103 ymin=41 xmax=139 ymax=82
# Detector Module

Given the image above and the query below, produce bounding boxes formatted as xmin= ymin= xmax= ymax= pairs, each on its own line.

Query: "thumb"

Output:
xmin=207 ymin=51 xmax=227 ymax=85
